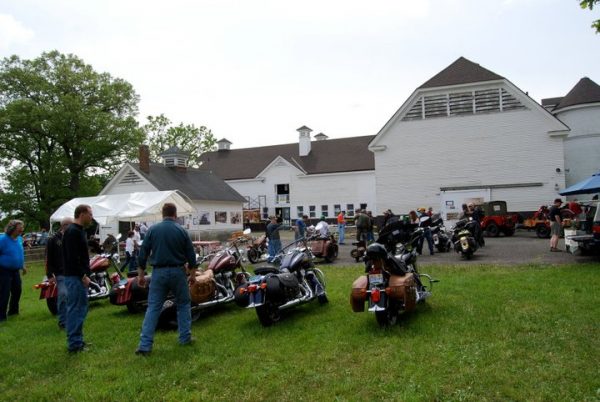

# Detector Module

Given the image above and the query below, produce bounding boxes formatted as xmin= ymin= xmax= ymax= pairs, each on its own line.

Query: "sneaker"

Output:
xmin=135 ymin=349 xmax=151 ymax=356
xmin=68 ymin=344 xmax=90 ymax=354
xmin=180 ymin=337 xmax=196 ymax=346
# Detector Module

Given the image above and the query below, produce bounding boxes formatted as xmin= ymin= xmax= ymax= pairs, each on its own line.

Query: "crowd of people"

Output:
xmin=1 ymin=196 xmax=594 ymax=355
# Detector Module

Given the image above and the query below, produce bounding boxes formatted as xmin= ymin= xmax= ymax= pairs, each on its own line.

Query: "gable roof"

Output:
xmin=418 ymin=57 xmax=504 ymax=89
xmin=199 ymin=135 xmax=375 ymax=180
xmin=129 ymin=163 xmax=246 ymax=202
xmin=554 ymin=77 xmax=600 ymax=111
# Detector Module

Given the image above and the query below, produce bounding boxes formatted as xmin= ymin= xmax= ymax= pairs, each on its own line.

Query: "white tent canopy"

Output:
xmin=50 ymin=191 xmax=195 ymax=225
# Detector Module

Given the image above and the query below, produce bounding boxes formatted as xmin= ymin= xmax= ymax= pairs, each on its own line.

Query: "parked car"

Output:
xmin=479 ymin=201 xmax=516 ymax=237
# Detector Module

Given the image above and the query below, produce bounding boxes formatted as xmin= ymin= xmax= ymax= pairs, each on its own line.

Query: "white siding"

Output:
xmin=556 ymin=105 xmax=600 ymax=190
xmin=374 ymin=107 xmax=566 ymax=214
xmin=226 ymin=160 xmax=376 ymax=219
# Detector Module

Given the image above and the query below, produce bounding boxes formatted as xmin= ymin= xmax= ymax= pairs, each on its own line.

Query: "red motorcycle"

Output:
xmin=157 ymin=232 xmax=251 ymax=328
xmin=35 ymin=252 xmax=122 ymax=315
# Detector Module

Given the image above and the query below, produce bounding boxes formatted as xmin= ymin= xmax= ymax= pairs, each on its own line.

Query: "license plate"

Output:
xmin=369 ymin=274 xmax=383 ymax=285
xmin=249 ymin=275 xmax=263 ymax=282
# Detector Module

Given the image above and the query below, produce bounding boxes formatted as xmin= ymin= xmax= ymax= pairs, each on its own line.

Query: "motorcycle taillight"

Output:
xmin=371 ymin=288 xmax=381 ymax=303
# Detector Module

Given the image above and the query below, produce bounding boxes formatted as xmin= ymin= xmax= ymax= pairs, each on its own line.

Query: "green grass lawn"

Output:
xmin=1 ymin=262 xmax=598 ymax=401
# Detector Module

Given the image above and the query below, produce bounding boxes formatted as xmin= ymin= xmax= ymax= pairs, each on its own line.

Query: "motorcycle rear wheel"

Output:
xmin=375 ymin=303 xmax=399 ymax=327
xmin=46 ymin=297 xmax=58 ymax=316
xmin=247 ymin=248 xmax=260 ymax=264
xmin=256 ymin=302 xmax=281 ymax=327
xmin=126 ymin=301 xmax=142 ymax=314
xmin=324 ymin=245 xmax=338 ymax=263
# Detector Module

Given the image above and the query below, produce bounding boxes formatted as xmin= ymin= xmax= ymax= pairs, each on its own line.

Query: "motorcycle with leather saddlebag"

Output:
xmin=36 ymin=250 xmax=123 ymax=315
xmin=350 ymin=221 xmax=438 ymax=327
xmin=156 ymin=230 xmax=251 ymax=329
xmin=451 ymin=218 xmax=481 ymax=259
xmin=307 ymin=221 xmax=339 ymax=263
xmin=235 ymin=237 xmax=328 ymax=326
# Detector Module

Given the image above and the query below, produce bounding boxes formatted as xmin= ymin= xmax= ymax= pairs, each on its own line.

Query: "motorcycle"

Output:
xmin=156 ymin=231 xmax=251 ymax=329
xmin=235 ymin=237 xmax=328 ymax=326
xmin=35 ymin=251 xmax=123 ymax=315
xmin=307 ymin=222 xmax=339 ymax=263
xmin=430 ymin=218 xmax=452 ymax=253
xmin=451 ymin=218 xmax=480 ymax=259
xmin=350 ymin=221 xmax=437 ymax=327
xmin=350 ymin=240 xmax=367 ymax=262
xmin=246 ymin=233 xmax=268 ymax=264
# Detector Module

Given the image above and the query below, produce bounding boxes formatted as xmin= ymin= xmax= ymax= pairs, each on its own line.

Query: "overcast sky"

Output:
xmin=1 ymin=0 xmax=599 ymax=149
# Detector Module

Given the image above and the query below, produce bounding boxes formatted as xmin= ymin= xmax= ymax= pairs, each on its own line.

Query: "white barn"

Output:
xmin=199 ymin=128 xmax=376 ymax=225
xmin=368 ymin=57 xmax=570 ymax=221
xmin=542 ymin=77 xmax=600 ymax=194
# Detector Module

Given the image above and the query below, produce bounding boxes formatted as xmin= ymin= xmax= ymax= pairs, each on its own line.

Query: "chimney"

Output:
xmin=217 ymin=138 xmax=232 ymax=151
xmin=139 ymin=145 xmax=150 ymax=173
xmin=297 ymin=125 xmax=312 ymax=156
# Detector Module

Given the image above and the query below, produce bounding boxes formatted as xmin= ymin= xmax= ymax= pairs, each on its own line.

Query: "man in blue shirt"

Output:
xmin=135 ymin=203 xmax=198 ymax=356
xmin=294 ymin=215 xmax=309 ymax=241
xmin=0 ymin=219 xmax=26 ymax=322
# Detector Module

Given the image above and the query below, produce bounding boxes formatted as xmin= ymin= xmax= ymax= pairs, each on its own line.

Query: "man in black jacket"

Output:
xmin=62 ymin=205 xmax=94 ymax=353
xmin=45 ymin=217 xmax=72 ymax=329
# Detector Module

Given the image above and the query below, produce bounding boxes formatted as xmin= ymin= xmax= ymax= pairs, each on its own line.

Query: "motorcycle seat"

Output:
xmin=254 ymin=267 xmax=279 ymax=275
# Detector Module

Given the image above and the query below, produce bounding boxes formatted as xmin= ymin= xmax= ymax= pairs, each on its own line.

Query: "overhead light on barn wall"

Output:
xmin=554 ymin=183 xmax=560 ymax=191
xmin=556 ymin=168 xmax=562 ymax=173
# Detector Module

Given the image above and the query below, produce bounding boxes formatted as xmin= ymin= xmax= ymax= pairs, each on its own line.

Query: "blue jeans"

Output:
xmin=138 ymin=267 xmax=192 ymax=352
xmin=56 ymin=275 xmax=67 ymax=327
xmin=338 ymin=224 xmax=345 ymax=243
xmin=0 ymin=268 xmax=21 ymax=321
xmin=122 ymin=251 xmax=138 ymax=273
xmin=65 ymin=276 xmax=88 ymax=351
xmin=268 ymin=239 xmax=282 ymax=262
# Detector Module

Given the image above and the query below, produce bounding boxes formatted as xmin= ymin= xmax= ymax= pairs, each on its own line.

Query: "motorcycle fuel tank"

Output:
xmin=207 ymin=251 xmax=236 ymax=273
xmin=279 ymin=250 xmax=307 ymax=272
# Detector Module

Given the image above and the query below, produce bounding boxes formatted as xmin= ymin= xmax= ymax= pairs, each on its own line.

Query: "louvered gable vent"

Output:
xmin=119 ymin=171 xmax=143 ymax=185
xmin=402 ymin=87 xmax=526 ymax=121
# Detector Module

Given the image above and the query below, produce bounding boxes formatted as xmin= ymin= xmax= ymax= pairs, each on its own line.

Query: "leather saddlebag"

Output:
xmin=350 ymin=275 xmax=368 ymax=312
xmin=387 ymin=273 xmax=417 ymax=312
xmin=190 ymin=270 xmax=215 ymax=303
xmin=311 ymin=240 xmax=325 ymax=255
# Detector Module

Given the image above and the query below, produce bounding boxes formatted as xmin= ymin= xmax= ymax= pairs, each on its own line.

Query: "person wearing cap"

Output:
xmin=549 ymin=198 xmax=563 ymax=252
xmin=266 ymin=216 xmax=282 ymax=262
xmin=417 ymin=208 xmax=434 ymax=255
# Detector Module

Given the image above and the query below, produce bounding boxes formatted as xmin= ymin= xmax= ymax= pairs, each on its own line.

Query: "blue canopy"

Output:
xmin=560 ymin=171 xmax=600 ymax=196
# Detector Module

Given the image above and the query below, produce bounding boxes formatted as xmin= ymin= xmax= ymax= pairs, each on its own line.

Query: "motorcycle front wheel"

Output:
xmin=256 ymin=302 xmax=281 ymax=327
xmin=324 ymin=245 xmax=338 ymax=263
xmin=46 ymin=297 xmax=58 ymax=316
xmin=247 ymin=248 xmax=260 ymax=264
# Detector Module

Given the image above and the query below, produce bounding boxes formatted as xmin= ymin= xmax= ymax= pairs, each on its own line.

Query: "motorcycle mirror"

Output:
xmin=243 ymin=228 xmax=251 ymax=235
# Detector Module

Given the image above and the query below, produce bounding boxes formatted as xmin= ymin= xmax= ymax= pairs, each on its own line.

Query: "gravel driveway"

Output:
xmin=279 ymin=230 xmax=599 ymax=266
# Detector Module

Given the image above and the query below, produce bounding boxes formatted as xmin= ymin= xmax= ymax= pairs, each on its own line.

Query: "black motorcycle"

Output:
xmin=235 ymin=237 xmax=328 ymax=326
xmin=430 ymin=218 xmax=452 ymax=252
xmin=451 ymin=218 xmax=480 ymax=259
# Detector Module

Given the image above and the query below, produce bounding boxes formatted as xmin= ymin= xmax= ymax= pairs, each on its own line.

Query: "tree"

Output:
xmin=142 ymin=114 xmax=216 ymax=168
xmin=0 ymin=50 xmax=144 ymax=228
xmin=580 ymin=0 xmax=600 ymax=33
